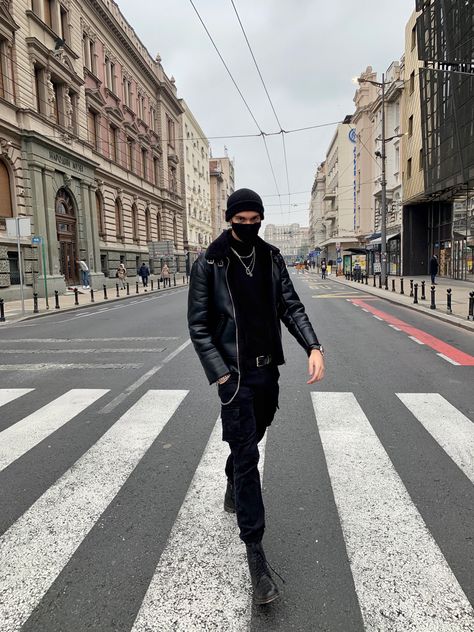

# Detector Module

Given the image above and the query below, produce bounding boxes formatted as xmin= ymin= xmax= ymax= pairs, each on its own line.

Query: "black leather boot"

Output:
xmin=246 ymin=541 xmax=280 ymax=605
xmin=224 ymin=479 xmax=235 ymax=513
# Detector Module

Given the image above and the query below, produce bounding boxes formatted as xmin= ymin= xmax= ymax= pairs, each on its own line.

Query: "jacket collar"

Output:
xmin=205 ymin=229 xmax=280 ymax=261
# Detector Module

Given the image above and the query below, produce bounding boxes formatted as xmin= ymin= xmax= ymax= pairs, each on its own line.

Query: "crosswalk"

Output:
xmin=0 ymin=388 xmax=472 ymax=631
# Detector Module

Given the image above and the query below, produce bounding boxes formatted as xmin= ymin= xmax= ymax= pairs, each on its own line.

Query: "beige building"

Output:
xmin=180 ymin=100 xmax=212 ymax=264
xmin=210 ymin=155 xmax=234 ymax=239
xmin=264 ymin=223 xmax=309 ymax=263
xmin=308 ymin=162 xmax=326 ymax=250
xmin=0 ymin=0 xmax=185 ymax=297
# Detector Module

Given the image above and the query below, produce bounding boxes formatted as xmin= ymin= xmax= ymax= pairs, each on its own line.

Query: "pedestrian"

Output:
xmin=138 ymin=262 xmax=150 ymax=289
xmin=116 ymin=262 xmax=127 ymax=289
xmin=187 ymin=188 xmax=325 ymax=606
xmin=161 ymin=263 xmax=170 ymax=288
xmin=321 ymin=260 xmax=327 ymax=280
xmin=77 ymin=259 xmax=90 ymax=289
xmin=430 ymin=254 xmax=439 ymax=285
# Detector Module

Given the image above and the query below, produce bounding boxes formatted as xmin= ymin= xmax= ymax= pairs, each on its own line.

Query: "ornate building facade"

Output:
xmin=0 ymin=0 xmax=185 ymax=296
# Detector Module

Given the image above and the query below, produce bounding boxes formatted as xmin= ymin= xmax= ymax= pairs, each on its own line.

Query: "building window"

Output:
xmin=105 ymin=57 xmax=116 ymax=93
xmin=123 ymin=77 xmax=131 ymax=107
xmin=60 ymin=5 xmax=68 ymax=43
xmin=153 ymin=157 xmax=159 ymax=185
xmin=83 ymin=33 xmax=96 ymax=73
xmin=150 ymin=108 xmax=156 ymax=131
xmin=88 ymin=109 xmax=99 ymax=150
xmin=156 ymin=213 xmax=162 ymax=241
xmin=411 ymin=24 xmax=417 ymax=51
xmin=408 ymin=115 xmax=413 ymax=136
xmin=141 ymin=148 xmax=147 ymax=179
xmin=115 ymin=198 xmax=123 ymax=238
xmin=169 ymin=166 xmax=177 ymax=192
xmin=51 ymin=79 xmax=61 ymax=124
xmin=409 ymin=71 xmax=415 ymax=95
xmin=43 ymin=0 xmax=53 ymax=29
xmin=419 ymin=148 xmax=424 ymax=171
xmin=109 ymin=125 xmax=118 ymax=163
xmin=132 ymin=204 xmax=139 ymax=242
xmin=173 ymin=215 xmax=178 ymax=248
xmin=407 ymin=157 xmax=412 ymax=179
xmin=127 ymin=138 xmax=134 ymax=171
xmin=0 ymin=160 xmax=13 ymax=228
xmin=145 ymin=208 xmax=151 ymax=242
xmin=96 ymin=191 xmax=105 ymax=237
xmin=167 ymin=116 xmax=175 ymax=148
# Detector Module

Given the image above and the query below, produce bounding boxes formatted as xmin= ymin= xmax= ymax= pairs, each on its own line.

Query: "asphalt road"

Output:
xmin=0 ymin=274 xmax=472 ymax=632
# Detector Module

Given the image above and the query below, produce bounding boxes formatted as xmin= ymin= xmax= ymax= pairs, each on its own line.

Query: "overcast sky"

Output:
xmin=117 ymin=0 xmax=415 ymax=226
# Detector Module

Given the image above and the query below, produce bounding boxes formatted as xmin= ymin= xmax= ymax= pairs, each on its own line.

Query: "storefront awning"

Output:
xmin=369 ymin=232 xmax=400 ymax=245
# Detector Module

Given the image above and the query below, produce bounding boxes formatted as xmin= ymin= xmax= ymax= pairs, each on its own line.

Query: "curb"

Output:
xmin=331 ymin=277 xmax=474 ymax=333
xmin=0 ymin=284 xmax=188 ymax=325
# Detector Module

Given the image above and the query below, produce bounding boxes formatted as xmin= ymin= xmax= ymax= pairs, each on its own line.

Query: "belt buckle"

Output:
xmin=256 ymin=355 xmax=265 ymax=367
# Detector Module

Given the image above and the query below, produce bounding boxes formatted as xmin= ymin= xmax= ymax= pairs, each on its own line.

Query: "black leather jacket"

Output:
xmin=187 ymin=230 xmax=320 ymax=384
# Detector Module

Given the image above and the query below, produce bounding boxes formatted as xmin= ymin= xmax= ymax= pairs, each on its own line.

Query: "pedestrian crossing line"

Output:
xmin=0 ymin=363 xmax=143 ymax=371
xmin=0 ymin=389 xmax=109 ymax=473
xmin=0 ymin=337 xmax=180 ymax=343
xmin=0 ymin=348 xmax=166 ymax=354
xmin=311 ymin=392 xmax=474 ymax=631
xmin=397 ymin=393 xmax=474 ymax=485
xmin=0 ymin=389 xmax=188 ymax=632
xmin=437 ymin=353 xmax=461 ymax=366
xmin=0 ymin=389 xmax=33 ymax=408
xmin=132 ymin=419 xmax=267 ymax=632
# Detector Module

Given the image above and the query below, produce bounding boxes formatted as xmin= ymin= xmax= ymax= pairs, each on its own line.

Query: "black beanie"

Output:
xmin=225 ymin=188 xmax=264 ymax=222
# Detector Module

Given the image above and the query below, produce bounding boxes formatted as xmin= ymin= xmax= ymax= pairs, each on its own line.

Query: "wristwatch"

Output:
xmin=311 ymin=344 xmax=325 ymax=356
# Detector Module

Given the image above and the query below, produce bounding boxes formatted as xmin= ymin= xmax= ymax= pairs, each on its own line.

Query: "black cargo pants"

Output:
xmin=218 ymin=365 xmax=279 ymax=544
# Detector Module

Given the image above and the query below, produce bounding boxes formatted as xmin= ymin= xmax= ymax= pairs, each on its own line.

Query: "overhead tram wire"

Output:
xmin=187 ymin=0 xmax=282 ymax=205
xmin=229 ymin=0 xmax=291 ymax=213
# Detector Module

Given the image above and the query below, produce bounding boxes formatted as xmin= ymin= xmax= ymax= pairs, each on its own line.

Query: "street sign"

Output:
xmin=314 ymin=247 xmax=321 ymax=255
xmin=337 ymin=257 xmax=342 ymax=263
xmin=32 ymin=236 xmax=42 ymax=245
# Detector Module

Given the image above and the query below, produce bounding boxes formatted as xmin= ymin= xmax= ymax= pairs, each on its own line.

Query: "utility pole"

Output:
xmin=380 ymin=73 xmax=387 ymax=287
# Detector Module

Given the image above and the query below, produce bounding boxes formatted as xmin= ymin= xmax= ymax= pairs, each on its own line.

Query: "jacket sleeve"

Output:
xmin=277 ymin=255 xmax=320 ymax=354
xmin=187 ymin=257 xmax=230 ymax=384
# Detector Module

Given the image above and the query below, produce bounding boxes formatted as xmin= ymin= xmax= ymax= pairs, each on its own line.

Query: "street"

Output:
xmin=0 ymin=275 xmax=473 ymax=632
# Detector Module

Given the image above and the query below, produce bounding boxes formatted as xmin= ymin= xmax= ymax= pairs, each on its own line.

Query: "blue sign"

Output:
xmin=348 ymin=128 xmax=357 ymax=143
xmin=314 ymin=247 xmax=322 ymax=254
xmin=337 ymin=257 xmax=342 ymax=263
xmin=32 ymin=236 xmax=42 ymax=244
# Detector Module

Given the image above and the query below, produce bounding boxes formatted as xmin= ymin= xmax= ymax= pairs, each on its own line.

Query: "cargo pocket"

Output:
xmin=221 ymin=407 xmax=240 ymax=442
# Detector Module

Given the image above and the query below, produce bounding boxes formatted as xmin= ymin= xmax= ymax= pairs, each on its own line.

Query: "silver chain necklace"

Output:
xmin=231 ymin=246 xmax=256 ymax=277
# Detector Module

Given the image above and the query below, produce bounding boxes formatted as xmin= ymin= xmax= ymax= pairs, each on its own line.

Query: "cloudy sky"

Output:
xmin=117 ymin=0 xmax=415 ymax=226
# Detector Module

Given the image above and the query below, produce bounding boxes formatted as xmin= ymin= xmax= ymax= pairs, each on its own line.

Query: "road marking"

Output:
xmin=311 ymin=392 xmax=474 ymax=631
xmin=0 ymin=348 xmax=166 ymax=354
xmin=312 ymin=293 xmax=362 ymax=299
xmin=437 ymin=353 xmax=461 ymax=366
xmin=0 ymin=390 xmax=188 ymax=632
xmin=99 ymin=339 xmax=192 ymax=414
xmin=389 ymin=324 xmax=401 ymax=331
xmin=0 ymin=389 xmax=33 ymax=408
xmin=350 ymin=299 xmax=474 ymax=366
xmin=0 ymin=337 xmax=179 ymax=343
xmin=408 ymin=336 xmax=425 ymax=345
xmin=0 ymin=363 xmax=142 ymax=371
xmin=0 ymin=389 xmax=109 ymax=473
xmin=397 ymin=393 xmax=474 ymax=484
xmin=372 ymin=315 xmax=383 ymax=321
xmin=132 ymin=418 xmax=267 ymax=631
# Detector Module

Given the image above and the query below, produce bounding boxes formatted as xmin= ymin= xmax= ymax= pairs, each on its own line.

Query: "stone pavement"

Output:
xmin=322 ymin=272 xmax=474 ymax=331
xmin=0 ymin=276 xmax=188 ymax=324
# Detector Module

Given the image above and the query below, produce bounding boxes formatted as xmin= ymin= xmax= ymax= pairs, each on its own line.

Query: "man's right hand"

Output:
xmin=217 ymin=373 xmax=231 ymax=385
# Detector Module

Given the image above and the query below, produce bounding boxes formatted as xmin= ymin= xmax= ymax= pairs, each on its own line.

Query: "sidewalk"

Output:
xmin=324 ymin=272 xmax=474 ymax=331
xmin=0 ymin=277 xmax=188 ymax=324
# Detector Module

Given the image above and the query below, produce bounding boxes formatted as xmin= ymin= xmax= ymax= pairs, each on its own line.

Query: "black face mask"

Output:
xmin=231 ymin=222 xmax=261 ymax=244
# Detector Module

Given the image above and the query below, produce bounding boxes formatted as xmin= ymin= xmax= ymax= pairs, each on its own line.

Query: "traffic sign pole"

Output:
xmin=32 ymin=236 xmax=49 ymax=310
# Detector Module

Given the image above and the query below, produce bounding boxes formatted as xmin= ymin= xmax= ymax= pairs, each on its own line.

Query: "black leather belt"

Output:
xmin=255 ymin=354 xmax=272 ymax=368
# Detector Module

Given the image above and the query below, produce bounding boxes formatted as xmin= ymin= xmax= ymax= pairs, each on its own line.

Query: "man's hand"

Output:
xmin=307 ymin=349 xmax=325 ymax=384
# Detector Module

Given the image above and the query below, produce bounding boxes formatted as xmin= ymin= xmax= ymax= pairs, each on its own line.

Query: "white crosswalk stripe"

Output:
xmin=311 ymin=392 xmax=474 ymax=631
xmin=0 ymin=389 xmax=188 ymax=632
xmin=0 ymin=389 xmax=109 ymax=473
xmin=132 ymin=419 xmax=267 ymax=632
xmin=0 ymin=388 xmax=472 ymax=631
xmin=397 ymin=393 xmax=474 ymax=485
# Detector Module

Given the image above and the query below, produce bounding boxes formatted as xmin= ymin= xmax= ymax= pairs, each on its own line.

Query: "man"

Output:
xmin=138 ymin=262 xmax=150 ymax=289
xmin=77 ymin=259 xmax=90 ymax=289
xmin=188 ymin=188 xmax=325 ymax=605
xmin=430 ymin=254 xmax=439 ymax=285
xmin=321 ymin=259 xmax=327 ymax=280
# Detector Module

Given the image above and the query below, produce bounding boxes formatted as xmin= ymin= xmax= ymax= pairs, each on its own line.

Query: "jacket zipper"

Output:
xmin=271 ymin=251 xmax=283 ymax=343
xmin=221 ymin=256 xmax=241 ymax=406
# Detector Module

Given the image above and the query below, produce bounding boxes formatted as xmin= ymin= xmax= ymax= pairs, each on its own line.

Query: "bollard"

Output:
xmin=410 ymin=279 xmax=414 ymax=297
xmin=365 ymin=274 xmax=368 ymax=285
xmin=157 ymin=278 xmax=161 ymax=290
xmin=173 ymin=274 xmax=177 ymax=287
xmin=400 ymin=278 xmax=404 ymax=295
xmin=136 ymin=281 xmax=139 ymax=294
xmin=446 ymin=288 xmax=452 ymax=314
xmin=468 ymin=291 xmax=474 ymax=321
xmin=378 ymin=275 xmax=382 ymax=289
xmin=116 ymin=283 xmax=120 ymax=298
xmin=54 ymin=290 xmax=60 ymax=309
xmin=90 ymin=288 xmax=95 ymax=303
xmin=33 ymin=292 xmax=39 ymax=314
xmin=151 ymin=279 xmax=154 ymax=291
xmin=126 ymin=282 xmax=130 ymax=296
xmin=392 ymin=279 xmax=396 ymax=292
xmin=421 ymin=280 xmax=426 ymax=300
xmin=74 ymin=287 xmax=79 ymax=306
xmin=413 ymin=283 xmax=419 ymax=304
xmin=0 ymin=298 xmax=5 ymax=322
xmin=103 ymin=284 xmax=108 ymax=300
xmin=430 ymin=285 xmax=436 ymax=310
xmin=384 ymin=276 xmax=389 ymax=291
xmin=373 ymin=274 xmax=376 ymax=287
xmin=183 ymin=275 xmax=185 ymax=285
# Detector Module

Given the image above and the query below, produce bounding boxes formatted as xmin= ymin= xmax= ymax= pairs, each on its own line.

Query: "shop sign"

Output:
xmin=49 ymin=150 xmax=84 ymax=174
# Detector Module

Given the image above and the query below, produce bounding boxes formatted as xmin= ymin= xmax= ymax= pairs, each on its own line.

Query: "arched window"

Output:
xmin=173 ymin=214 xmax=178 ymax=248
xmin=96 ymin=191 xmax=105 ymax=238
xmin=145 ymin=208 xmax=151 ymax=243
xmin=115 ymin=198 xmax=123 ymax=238
xmin=0 ymin=161 xmax=13 ymax=226
xmin=131 ymin=203 xmax=139 ymax=242
xmin=156 ymin=213 xmax=162 ymax=241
